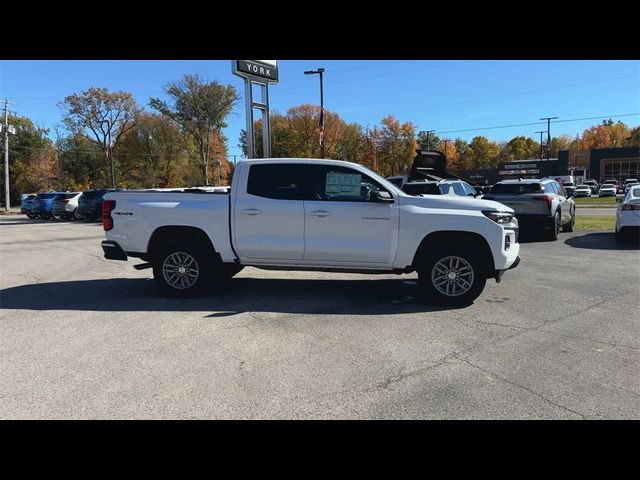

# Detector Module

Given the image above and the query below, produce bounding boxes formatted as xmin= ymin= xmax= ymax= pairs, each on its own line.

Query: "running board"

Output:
xmin=133 ymin=262 xmax=153 ymax=270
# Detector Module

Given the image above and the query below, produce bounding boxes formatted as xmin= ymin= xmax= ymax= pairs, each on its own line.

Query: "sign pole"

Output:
xmin=233 ymin=61 xmax=278 ymax=160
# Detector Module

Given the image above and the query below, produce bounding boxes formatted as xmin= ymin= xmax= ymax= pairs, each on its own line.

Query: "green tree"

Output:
xmin=468 ymin=136 xmax=500 ymax=169
xmin=150 ymin=74 xmax=238 ymax=185
xmin=417 ymin=130 xmax=440 ymax=150
xmin=504 ymin=135 xmax=539 ymax=161
xmin=1 ymin=115 xmax=57 ymax=204
xmin=59 ymin=87 xmax=141 ymax=188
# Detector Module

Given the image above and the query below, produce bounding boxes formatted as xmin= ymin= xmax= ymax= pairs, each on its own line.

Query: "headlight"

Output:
xmin=482 ymin=210 xmax=514 ymax=224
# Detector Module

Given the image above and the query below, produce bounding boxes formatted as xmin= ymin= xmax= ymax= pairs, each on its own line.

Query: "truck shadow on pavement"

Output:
xmin=0 ymin=277 xmax=458 ymax=315
xmin=564 ymin=232 xmax=640 ymax=250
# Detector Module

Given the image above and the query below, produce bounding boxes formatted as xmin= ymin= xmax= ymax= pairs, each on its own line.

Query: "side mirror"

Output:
xmin=616 ymin=197 xmax=622 ymax=203
xmin=371 ymin=191 xmax=395 ymax=203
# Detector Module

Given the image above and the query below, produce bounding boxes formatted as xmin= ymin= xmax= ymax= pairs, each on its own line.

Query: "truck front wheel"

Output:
xmin=153 ymin=239 xmax=214 ymax=297
xmin=417 ymin=245 xmax=487 ymax=307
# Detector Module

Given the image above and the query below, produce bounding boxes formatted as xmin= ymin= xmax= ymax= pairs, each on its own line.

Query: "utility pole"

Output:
xmin=539 ymin=117 xmax=558 ymax=178
xmin=3 ymin=99 xmax=17 ymax=212
xmin=425 ymin=130 xmax=436 ymax=150
xmin=304 ymin=68 xmax=325 ymax=158
xmin=534 ymin=130 xmax=545 ymax=175
xmin=442 ymin=138 xmax=450 ymax=161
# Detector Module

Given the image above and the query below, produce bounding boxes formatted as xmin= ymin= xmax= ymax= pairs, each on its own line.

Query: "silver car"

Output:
xmin=574 ymin=184 xmax=592 ymax=198
xmin=483 ymin=178 xmax=575 ymax=240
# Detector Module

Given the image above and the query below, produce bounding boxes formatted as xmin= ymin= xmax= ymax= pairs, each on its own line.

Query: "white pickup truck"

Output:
xmin=101 ymin=158 xmax=520 ymax=306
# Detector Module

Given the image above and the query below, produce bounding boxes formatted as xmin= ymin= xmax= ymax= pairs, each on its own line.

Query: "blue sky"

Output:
xmin=1 ymin=60 xmax=638 ymax=157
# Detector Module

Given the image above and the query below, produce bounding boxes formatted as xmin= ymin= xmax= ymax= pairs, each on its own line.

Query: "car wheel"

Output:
xmin=614 ymin=230 xmax=624 ymax=243
xmin=562 ymin=209 xmax=575 ymax=232
xmin=73 ymin=208 xmax=82 ymax=221
xmin=417 ymin=244 xmax=487 ymax=307
xmin=546 ymin=211 xmax=560 ymax=241
xmin=26 ymin=212 xmax=36 ymax=219
xmin=152 ymin=239 xmax=215 ymax=298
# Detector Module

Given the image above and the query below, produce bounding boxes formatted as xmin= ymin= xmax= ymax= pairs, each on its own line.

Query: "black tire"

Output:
xmin=26 ymin=212 xmax=36 ymax=219
xmin=152 ymin=238 xmax=216 ymax=298
xmin=73 ymin=208 xmax=82 ymax=221
xmin=417 ymin=243 xmax=487 ymax=307
xmin=562 ymin=209 xmax=575 ymax=232
xmin=546 ymin=211 xmax=560 ymax=241
xmin=614 ymin=230 xmax=624 ymax=243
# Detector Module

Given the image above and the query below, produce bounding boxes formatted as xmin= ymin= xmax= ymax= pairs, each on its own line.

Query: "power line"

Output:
xmin=273 ymin=61 xmax=474 ymax=93
xmin=348 ymin=73 xmax=640 ymax=122
xmin=434 ymin=112 xmax=640 ymax=135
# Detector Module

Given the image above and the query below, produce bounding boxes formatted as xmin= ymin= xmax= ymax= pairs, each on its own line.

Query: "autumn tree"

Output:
xmin=577 ymin=120 xmax=631 ymax=150
xmin=436 ymin=139 xmax=461 ymax=172
xmin=626 ymin=126 xmax=640 ymax=147
xmin=150 ymin=74 xmax=238 ymax=185
xmin=468 ymin=136 xmax=500 ymax=170
xmin=59 ymin=87 xmax=141 ymax=188
xmin=377 ymin=116 xmax=417 ymax=177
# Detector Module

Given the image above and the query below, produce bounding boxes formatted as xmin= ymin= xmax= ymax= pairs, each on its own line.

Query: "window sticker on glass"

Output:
xmin=325 ymin=172 xmax=362 ymax=197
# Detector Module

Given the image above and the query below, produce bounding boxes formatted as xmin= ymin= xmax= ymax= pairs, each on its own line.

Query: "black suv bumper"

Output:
xmin=102 ymin=241 xmax=128 ymax=261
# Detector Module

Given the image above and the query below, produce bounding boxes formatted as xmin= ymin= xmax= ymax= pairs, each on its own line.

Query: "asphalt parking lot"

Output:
xmin=1 ymin=215 xmax=639 ymax=419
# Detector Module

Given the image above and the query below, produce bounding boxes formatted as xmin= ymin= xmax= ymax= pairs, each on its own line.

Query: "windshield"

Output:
xmin=489 ymin=183 xmax=543 ymax=195
xmin=601 ymin=184 xmax=614 ymax=188
xmin=36 ymin=193 xmax=59 ymax=199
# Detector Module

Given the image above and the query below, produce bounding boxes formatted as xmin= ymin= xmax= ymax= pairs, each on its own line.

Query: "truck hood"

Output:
xmin=401 ymin=194 xmax=514 ymax=214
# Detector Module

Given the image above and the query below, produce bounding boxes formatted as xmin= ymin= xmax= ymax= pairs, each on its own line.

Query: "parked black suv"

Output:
xmin=77 ymin=189 xmax=118 ymax=221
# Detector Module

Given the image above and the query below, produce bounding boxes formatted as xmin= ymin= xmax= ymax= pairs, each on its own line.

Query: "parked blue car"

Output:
xmin=21 ymin=194 xmax=38 ymax=218
xmin=32 ymin=192 xmax=70 ymax=219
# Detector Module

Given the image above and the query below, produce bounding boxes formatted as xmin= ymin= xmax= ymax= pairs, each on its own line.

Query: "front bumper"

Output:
xmin=495 ymin=256 xmax=520 ymax=283
xmin=102 ymin=241 xmax=128 ymax=261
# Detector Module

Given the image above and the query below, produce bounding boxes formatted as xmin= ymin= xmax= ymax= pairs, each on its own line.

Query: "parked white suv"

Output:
xmin=484 ymin=178 xmax=575 ymax=240
xmin=101 ymin=158 xmax=520 ymax=306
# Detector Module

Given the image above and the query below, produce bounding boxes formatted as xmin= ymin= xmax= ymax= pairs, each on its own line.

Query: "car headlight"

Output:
xmin=482 ymin=210 xmax=514 ymax=224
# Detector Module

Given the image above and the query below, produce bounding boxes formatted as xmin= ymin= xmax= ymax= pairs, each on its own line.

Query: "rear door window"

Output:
xmin=247 ymin=164 xmax=312 ymax=200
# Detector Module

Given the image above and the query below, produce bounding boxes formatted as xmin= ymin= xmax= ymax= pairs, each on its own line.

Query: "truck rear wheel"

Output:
xmin=417 ymin=244 xmax=487 ymax=307
xmin=153 ymin=239 xmax=214 ymax=297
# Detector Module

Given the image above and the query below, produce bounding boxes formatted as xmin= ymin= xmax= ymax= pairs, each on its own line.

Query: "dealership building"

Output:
xmin=461 ymin=146 xmax=640 ymax=186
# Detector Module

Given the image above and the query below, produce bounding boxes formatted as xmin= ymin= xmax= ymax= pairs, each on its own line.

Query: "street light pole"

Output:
xmin=539 ymin=117 xmax=558 ymax=178
xmin=3 ymin=99 xmax=9 ymax=212
xmin=304 ymin=68 xmax=325 ymax=158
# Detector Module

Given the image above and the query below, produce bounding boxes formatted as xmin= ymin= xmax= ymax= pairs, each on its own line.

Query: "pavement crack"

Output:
xmin=457 ymin=356 xmax=586 ymax=419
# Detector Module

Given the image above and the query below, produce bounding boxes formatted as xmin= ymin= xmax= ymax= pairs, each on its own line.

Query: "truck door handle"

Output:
xmin=309 ymin=210 xmax=331 ymax=217
xmin=241 ymin=209 xmax=262 ymax=216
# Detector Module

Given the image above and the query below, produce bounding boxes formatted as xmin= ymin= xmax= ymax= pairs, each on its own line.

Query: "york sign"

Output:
xmin=235 ymin=60 xmax=278 ymax=82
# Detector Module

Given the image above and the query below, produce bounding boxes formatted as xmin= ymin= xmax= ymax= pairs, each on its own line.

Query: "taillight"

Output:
xmin=621 ymin=203 xmax=640 ymax=211
xmin=63 ymin=199 xmax=69 ymax=204
xmin=533 ymin=195 xmax=553 ymax=208
xmin=102 ymin=200 xmax=116 ymax=231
